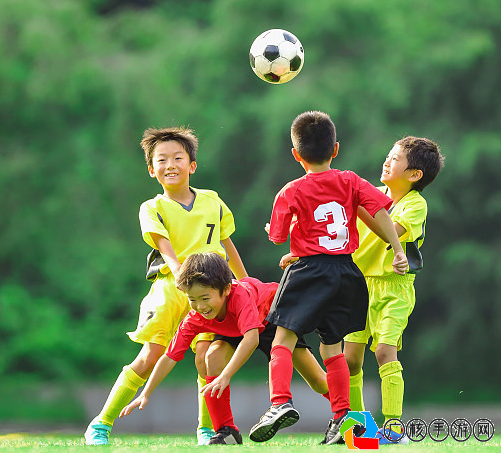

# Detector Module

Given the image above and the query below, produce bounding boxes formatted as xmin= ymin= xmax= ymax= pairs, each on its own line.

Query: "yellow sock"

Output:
xmin=197 ymin=375 xmax=213 ymax=430
xmin=98 ymin=366 xmax=146 ymax=426
xmin=379 ymin=361 xmax=404 ymax=423
xmin=349 ymin=370 xmax=365 ymax=411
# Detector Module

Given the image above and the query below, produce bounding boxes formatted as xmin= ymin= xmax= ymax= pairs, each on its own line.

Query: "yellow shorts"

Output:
xmin=127 ymin=272 xmax=214 ymax=349
xmin=344 ymin=274 xmax=415 ymax=352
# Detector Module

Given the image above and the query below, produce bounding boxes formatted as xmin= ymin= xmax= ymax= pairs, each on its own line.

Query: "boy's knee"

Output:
xmin=345 ymin=355 xmax=363 ymax=375
xmin=205 ymin=342 xmax=232 ymax=376
xmin=375 ymin=345 xmax=397 ymax=367
xmin=309 ymin=374 xmax=329 ymax=394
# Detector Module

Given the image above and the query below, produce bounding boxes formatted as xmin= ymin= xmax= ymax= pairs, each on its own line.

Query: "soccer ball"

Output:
xmin=249 ymin=29 xmax=304 ymax=84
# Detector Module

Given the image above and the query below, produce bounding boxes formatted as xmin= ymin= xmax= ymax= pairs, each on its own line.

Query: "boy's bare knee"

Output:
xmin=309 ymin=374 xmax=329 ymax=394
xmin=345 ymin=356 xmax=363 ymax=375
xmin=205 ymin=341 xmax=233 ymax=376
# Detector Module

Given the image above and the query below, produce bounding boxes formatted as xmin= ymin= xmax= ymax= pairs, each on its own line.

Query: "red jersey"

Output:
xmin=166 ymin=277 xmax=278 ymax=362
xmin=268 ymin=169 xmax=392 ymax=257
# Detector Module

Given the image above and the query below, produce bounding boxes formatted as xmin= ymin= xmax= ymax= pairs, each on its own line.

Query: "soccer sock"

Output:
xmin=98 ymin=366 xmax=146 ymax=426
xmin=349 ymin=370 xmax=365 ymax=411
xmin=203 ymin=375 xmax=237 ymax=432
xmin=379 ymin=361 xmax=404 ymax=422
xmin=322 ymin=392 xmax=331 ymax=402
xmin=324 ymin=354 xmax=350 ymax=418
xmin=269 ymin=345 xmax=293 ymax=405
xmin=197 ymin=375 xmax=214 ymax=431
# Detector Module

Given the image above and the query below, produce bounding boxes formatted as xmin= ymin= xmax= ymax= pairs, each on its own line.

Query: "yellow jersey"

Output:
xmin=139 ymin=187 xmax=235 ymax=278
xmin=353 ymin=188 xmax=427 ymax=278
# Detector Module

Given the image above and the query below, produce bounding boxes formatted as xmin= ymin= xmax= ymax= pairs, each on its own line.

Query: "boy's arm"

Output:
xmin=222 ymin=237 xmax=248 ymax=279
xmin=372 ymin=208 xmax=408 ymax=275
xmin=201 ymin=328 xmax=259 ymax=398
xmin=119 ymin=355 xmax=178 ymax=417
xmin=358 ymin=206 xmax=407 ymax=240
xmin=150 ymin=232 xmax=182 ymax=276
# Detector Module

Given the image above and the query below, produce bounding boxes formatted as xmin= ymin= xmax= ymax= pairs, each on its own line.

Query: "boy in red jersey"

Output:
xmin=249 ymin=111 xmax=408 ymax=445
xmin=120 ymin=252 xmax=330 ymax=445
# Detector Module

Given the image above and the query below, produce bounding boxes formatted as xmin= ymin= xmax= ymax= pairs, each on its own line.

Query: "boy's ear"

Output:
xmin=223 ymin=283 xmax=232 ymax=297
xmin=332 ymin=142 xmax=340 ymax=158
xmin=189 ymin=161 xmax=197 ymax=174
xmin=408 ymin=169 xmax=423 ymax=182
xmin=148 ymin=166 xmax=156 ymax=178
xmin=291 ymin=147 xmax=302 ymax=162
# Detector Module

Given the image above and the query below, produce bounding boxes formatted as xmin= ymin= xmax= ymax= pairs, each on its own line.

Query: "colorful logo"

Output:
xmin=340 ymin=411 xmax=379 ymax=449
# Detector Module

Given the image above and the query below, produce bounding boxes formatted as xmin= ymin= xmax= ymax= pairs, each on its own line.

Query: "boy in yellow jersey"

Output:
xmin=344 ymin=136 xmax=444 ymax=444
xmin=84 ymin=127 xmax=247 ymax=445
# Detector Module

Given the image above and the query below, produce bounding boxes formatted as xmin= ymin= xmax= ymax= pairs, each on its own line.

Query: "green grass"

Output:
xmin=0 ymin=433 xmax=500 ymax=452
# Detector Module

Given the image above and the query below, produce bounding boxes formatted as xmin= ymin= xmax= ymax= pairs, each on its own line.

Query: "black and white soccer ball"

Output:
xmin=249 ymin=29 xmax=304 ymax=84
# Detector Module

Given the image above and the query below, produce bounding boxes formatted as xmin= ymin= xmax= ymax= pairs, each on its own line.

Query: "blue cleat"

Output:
xmin=197 ymin=426 xmax=216 ymax=445
xmin=376 ymin=427 xmax=409 ymax=445
xmin=84 ymin=417 xmax=112 ymax=445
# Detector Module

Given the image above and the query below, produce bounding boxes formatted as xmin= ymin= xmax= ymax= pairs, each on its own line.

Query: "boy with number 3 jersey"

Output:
xmin=250 ymin=111 xmax=408 ymax=445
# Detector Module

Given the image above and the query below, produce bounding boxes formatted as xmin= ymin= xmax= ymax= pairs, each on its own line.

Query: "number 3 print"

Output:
xmin=313 ymin=201 xmax=349 ymax=251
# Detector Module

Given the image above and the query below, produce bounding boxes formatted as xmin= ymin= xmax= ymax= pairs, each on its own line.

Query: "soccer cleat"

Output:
xmin=197 ymin=426 xmax=216 ymax=445
xmin=376 ymin=427 xmax=410 ymax=445
xmin=249 ymin=401 xmax=300 ymax=442
xmin=208 ymin=426 xmax=243 ymax=445
xmin=320 ymin=413 xmax=348 ymax=445
xmin=84 ymin=417 xmax=112 ymax=445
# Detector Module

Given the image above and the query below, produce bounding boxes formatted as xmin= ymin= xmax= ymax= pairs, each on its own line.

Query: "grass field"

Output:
xmin=0 ymin=433 xmax=499 ymax=452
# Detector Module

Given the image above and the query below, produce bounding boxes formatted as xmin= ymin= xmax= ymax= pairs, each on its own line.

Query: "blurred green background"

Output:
xmin=1 ymin=0 xmax=500 ymax=426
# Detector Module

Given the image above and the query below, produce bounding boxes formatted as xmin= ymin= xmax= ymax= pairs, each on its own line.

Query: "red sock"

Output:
xmin=322 ymin=392 xmax=330 ymax=402
xmin=204 ymin=375 xmax=237 ymax=432
xmin=323 ymin=354 xmax=350 ymax=417
xmin=269 ymin=345 xmax=293 ymax=405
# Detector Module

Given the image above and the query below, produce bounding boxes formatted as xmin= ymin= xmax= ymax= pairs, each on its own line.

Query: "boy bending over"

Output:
xmin=84 ymin=127 xmax=246 ymax=445
xmin=120 ymin=252 xmax=330 ymax=445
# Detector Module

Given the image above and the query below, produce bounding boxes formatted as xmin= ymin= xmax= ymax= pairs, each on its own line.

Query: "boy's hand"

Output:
xmin=119 ymin=394 xmax=149 ymax=418
xmin=392 ymin=251 xmax=408 ymax=275
xmin=264 ymin=223 xmax=270 ymax=234
xmin=201 ymin=374 xmax=231 ymax=399
xmin=279 ymin=253 xmax=299 ymax=270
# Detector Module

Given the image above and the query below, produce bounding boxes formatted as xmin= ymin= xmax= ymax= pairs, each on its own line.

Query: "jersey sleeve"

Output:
xmin=231 ymin=282 xmax=265 ymax=334
xmin=356 ymin=176 xmax=392 ymax=216
xmin=218 ymin=197 xmax=236 ymax=240
xmin=165 ymin=314 xmax=202 ymax=362
xmin=139 ymin=200 xmax=170 ymax=249
xmin=268 ymin=185 xmax=294 ymax=243
xmin=392 ymin=197 xmax=427 ymax=242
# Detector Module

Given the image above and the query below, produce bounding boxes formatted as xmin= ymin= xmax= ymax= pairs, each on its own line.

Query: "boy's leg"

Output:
xmin=375 ymin=344 xmax=403 ymax=422
xmin=292 ymin=348 xmax=330 ymax=401
xmin=203 ymin=341 xmax=242 ymax=445
xmin=84 ymin=342 xmax=164 ymax=445
xmin=250 ymin=327 xmax=299 ymax=442
xmin=374 ymin=344 xmax=408 ymax=444
xmin=318 ymin=342 xmax=351 ymax=445
xmin=194 ymin=340 xmax=215 ymax=445
xmin=344 ymin=341 xmax=367 ymax=411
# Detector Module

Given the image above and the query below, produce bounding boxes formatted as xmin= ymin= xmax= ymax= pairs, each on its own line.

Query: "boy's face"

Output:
xmin=148 ymin=141 xmax=196 ymax=190
xmin=186 ymin=283 xmax=231 ymax=321
xmin=381 ymin=144 xmax=413 ymax=187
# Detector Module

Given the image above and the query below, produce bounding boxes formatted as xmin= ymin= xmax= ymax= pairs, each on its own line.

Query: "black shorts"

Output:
xmin=213 ymin=322 xmax=311 ymax=361
xmin=265 ymin=254 xmax=369 ymax=345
